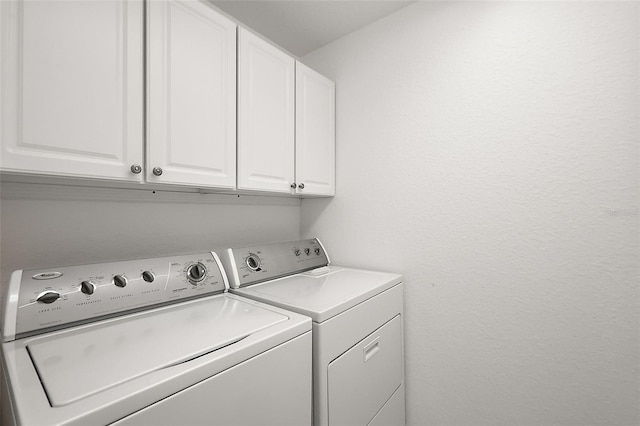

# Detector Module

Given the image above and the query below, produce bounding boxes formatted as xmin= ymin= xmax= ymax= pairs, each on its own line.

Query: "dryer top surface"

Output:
xmin=233 ymin=266 xmax=402 ymax=322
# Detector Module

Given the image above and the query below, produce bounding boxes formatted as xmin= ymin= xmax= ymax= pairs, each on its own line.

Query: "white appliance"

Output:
xmin=1 ymin=252 xmax=312 ymax=425
xmin=222 ymin=239 xmax=405 ymax=426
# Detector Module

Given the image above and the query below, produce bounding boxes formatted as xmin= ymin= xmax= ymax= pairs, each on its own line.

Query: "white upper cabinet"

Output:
xmin=295 ymin=62 xmax=335 ymax=196
xmin=0 ymin=0 xmax=144 ymax=182
xmin=1 ymin=1 xmax=334 ymax=196
xmin=147 ymin=0 xmax=236 ymax=188
xmin=237 ymin=28 xmax=296 ymax=193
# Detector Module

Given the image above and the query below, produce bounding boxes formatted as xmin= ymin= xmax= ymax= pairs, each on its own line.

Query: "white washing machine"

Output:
xmin=1 ymin=252 xmax=312 ymax=425
xmin=221 ymin=239 xmax=405 ymax=426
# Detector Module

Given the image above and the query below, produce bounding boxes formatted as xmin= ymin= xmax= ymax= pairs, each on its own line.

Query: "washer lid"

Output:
xmin=27 ymin=295 xmax=288 ymax=407
xmin=234 ymin=266 xmax=403 ymax=323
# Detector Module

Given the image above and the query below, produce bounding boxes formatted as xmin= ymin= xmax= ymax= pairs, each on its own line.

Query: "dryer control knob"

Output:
xmin=36 ymin=290 xmax=61 ymax=304
xmin=187 ymin=262 xmax=207 ymax=284
xmin=80 ymin=280 xmax=96 ymax=295
xmin=245 ymin=254 xmax=261 ymax=272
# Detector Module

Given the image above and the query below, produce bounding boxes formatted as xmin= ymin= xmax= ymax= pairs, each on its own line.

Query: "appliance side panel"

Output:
xmin=0 ymin=351 xmax=17 ymax=426
xmin=2 ymin=271 xmax=22 ymax=342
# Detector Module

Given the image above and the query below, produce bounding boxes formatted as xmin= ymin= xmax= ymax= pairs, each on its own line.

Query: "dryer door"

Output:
xmin=327 ymin=315 xmax=403 ymax=425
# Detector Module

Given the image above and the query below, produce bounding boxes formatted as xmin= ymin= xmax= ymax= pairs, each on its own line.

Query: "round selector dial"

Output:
xmin=245 ymin=253 xmax=262 ymax=271
xmin=36 ymin=290 xmax=61 ymax=304
xmin=142 ymin=271 xmax=155 ymax=283
xmin=113 ymin=275 xmax=127 ymax=288
xmin=80 ymin=280 xmax=96 ymax=295
xmin=186 ymin=262 xmax=207 ymax=284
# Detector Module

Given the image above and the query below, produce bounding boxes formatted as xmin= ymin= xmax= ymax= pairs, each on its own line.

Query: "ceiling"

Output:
xmin=211 ymin=1 xmax=414 ymax=57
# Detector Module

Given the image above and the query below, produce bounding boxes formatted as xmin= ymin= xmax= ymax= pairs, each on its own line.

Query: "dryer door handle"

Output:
xmin=363 ymin=337 xmax=381 ymax=362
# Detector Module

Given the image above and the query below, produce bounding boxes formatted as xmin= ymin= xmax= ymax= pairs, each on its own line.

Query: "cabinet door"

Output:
xmin=238 ymin=28 xmax=295 ymax=193
xmin=0 ymin=0 xmax=143 ymax=182
xmin=147 ymin=0 xmax=236 ymax=188
xmin=295 ymin=62 xmax=335 ymax=196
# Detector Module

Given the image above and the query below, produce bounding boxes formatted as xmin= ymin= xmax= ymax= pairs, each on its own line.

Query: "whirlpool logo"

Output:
xmin=32 ymin=272 xmax=63 ymax=280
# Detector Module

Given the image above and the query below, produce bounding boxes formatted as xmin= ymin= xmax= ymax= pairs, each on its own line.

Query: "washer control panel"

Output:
xmin=5 ymin=253 xmax=227 ymax=340
xmin=223 ymin=238 xmax=329 ymax=289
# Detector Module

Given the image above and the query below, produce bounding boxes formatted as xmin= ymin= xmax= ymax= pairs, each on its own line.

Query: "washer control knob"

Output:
xmin=80 ymin=280 xmax=96 ymax=295
xmin=187 ymin=262 xmax=207 ymax=284
xmin=36 ymin=290 xmax=61 ymax=304
xmin=245 ymin=254 xmax=261 ymax=271
xmin=304 ymin=248 xmax=310 ymax=256
xmin=314 ymin=248 xmax=321 ymax=255
xmin=142 ymin=271 xmax=155 ymax=283
xmin=113 ymin=275 xmax=127 ymax=288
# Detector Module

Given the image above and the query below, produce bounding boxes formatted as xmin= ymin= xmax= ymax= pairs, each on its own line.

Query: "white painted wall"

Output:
xmin=301 ymin=2 xmax=639 ymax=425
xmin=0 ymin=182 xmax=301 ymax=286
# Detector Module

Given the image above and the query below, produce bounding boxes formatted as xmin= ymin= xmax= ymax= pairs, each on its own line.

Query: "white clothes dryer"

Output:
xmin=1 ymin=252 xmax=311 ymax=426
xmin=221 ymin=239 xmax=405 ymax=426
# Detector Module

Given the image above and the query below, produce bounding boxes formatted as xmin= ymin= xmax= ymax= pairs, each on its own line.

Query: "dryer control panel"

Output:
xmin=3 ymin=253 xmax=228 ymax=341
xmin=222 ymin=238 xmax=330 ymax=288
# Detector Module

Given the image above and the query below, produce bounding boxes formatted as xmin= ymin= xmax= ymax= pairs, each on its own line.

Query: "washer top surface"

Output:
xmin=233 ymin=266 xmax=403 ymax=323
xmin=28 ymin=294 xmax=289 ymax=407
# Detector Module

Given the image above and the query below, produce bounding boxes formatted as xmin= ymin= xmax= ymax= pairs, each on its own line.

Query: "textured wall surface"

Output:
xmin=301 ymin=2 xmax=639 ymax=425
